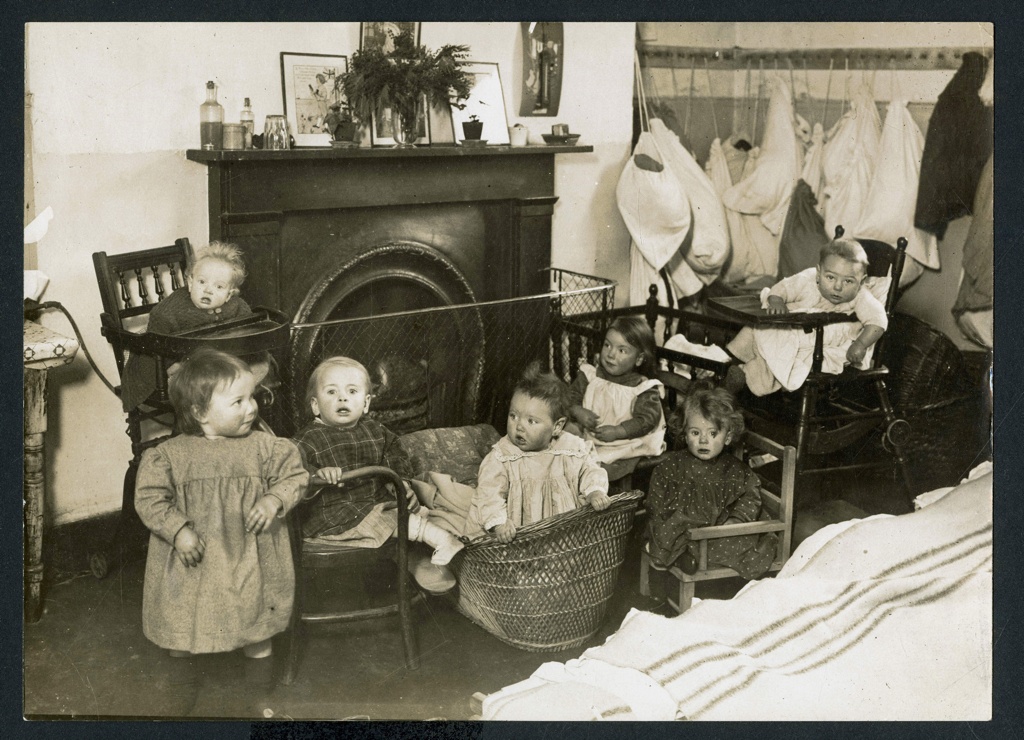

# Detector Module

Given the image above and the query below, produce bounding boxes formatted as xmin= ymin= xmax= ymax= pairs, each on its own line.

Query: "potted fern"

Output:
xmin=339 ymin=32 xmax=474 ymax=147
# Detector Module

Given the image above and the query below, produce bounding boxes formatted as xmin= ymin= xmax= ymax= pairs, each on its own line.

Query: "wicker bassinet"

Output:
xmin=450 ymin=489 xmax=644 ymax=652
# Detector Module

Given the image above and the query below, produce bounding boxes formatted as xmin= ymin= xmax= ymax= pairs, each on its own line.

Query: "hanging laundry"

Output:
xmin=650 ymin=119 xmax=730 ymax=295
xmin=723 ymin=76 xmax=803 ymax=238
xmin=852 ymin=97 xmax=939 ymax=285
xmin=820 ymin=84 xmax=881 ymax=239
xmin=777 ymin=179 xmax=829 ymax=279
xmin=914 ymin=52 xmax=992 ymax=240
xmin=952 ymin=154 xmax=993 ymax=349
xmin=800 ymin=122 xmax=826 ymax=209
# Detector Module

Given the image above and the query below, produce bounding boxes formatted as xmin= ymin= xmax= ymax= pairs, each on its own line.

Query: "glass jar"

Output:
xmin=263 ymin=115 xmax=290 ymax=150
xmin=222 ymin=123 xmax=245 ymax=150
xmin=240 ymin=98 xmax=255 ymax=149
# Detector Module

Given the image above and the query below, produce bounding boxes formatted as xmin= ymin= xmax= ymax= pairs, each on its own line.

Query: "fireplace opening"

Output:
xmin=286 ymin=242 xmax=485 ymax=435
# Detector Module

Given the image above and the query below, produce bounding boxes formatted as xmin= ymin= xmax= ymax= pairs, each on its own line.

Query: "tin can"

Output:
xmin=223 ymin=123 xmax=246 ymax=150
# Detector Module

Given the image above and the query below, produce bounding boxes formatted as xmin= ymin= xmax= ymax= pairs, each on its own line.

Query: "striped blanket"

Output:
xmin=483 ymin=471 xmax=992 ymax=721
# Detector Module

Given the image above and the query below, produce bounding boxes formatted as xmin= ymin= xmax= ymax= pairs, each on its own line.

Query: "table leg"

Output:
xmin=24 ymin=367 xmax=47 ymax=623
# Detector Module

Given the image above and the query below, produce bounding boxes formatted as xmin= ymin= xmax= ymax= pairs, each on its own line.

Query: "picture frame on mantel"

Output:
xmin=449 ymin=62 xmax=511 ymax=145
xmin=280 ymin=52 xmax=348 ymax=147
xmin=360 ymin=22 xmax=420 ymax=52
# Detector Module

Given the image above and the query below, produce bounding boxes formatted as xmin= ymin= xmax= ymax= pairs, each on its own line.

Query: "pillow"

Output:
xmin=427 ymin=471 xmax=475 ymax=518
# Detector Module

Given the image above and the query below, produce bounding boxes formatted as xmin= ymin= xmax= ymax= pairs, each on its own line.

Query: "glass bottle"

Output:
xmin=240 ymin=97 xmax=255 ymax=149
xmin=199 ymin=81 xmax=224 ymax=149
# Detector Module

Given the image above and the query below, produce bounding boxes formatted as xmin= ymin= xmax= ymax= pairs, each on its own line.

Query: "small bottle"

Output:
xmin=199 ymin=81 xmax=224 ymax=149
xmin=240 ymin=97 xmax=255 ymax=149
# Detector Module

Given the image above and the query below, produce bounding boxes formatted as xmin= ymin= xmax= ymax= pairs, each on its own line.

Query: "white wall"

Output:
xmin=25 ymin=21 xmax=636 ymax=524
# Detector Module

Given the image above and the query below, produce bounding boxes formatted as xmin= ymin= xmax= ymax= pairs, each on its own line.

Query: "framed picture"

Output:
xmin=280 ymin=52 xmax=348 ymax=148
xmin=360 ymin=22 xmax=420 ymax=52
xmin=371 ymin=97 xmax=431 ymax=147
xmin=520 ymin=22 xmax=564 ymax=116
xmin=449 ymin=62 xmax=511 ymax=145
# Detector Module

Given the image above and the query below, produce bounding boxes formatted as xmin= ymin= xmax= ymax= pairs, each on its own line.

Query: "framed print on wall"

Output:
xmin=360 ymin=22 xmax=420 ymax=52
xmin=280 ymin=52 xmax=348 ymax=147
xmin=449 ymin=62 xmax=511 ymax=145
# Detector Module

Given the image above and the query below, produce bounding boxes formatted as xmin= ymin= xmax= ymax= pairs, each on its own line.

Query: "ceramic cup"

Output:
xmin=551 ymin=123 xmax=570 ymax=136
xmin=509 ymin=126 xmax=529 ymax=146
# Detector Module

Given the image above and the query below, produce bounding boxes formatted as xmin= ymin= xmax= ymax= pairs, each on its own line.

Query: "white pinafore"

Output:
xmin=579 ymin=363 xmax=666 ymax=465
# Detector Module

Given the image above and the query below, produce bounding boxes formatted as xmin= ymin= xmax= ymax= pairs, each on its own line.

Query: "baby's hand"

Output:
xmin=846 ymin=341 xmax=867 ymax=367
xmin=575 ymin=408 xmax=600 ymax=432
xmin=173 ymin=525 xmax=205 ymax=567
xmin=403 ymin=481 xmax=421 ymax=514
xmin=593 ymin=425 xmax=624 ymax=443
xmin=246 ymin=495 xmax=283 ymax=534
xmin=493 ymin=520 xmax=517 ymax=544
xmin=314 ymin=467 xmax=345 ymax=485
xmin=587 ymin=490 xmax=612 ymax=511
xmin=765 ymin=296 xmax=788 ymax=315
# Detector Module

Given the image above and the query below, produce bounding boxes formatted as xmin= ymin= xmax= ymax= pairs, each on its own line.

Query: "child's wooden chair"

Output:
xmin=639 ymin=430 xmax=797 ymax=614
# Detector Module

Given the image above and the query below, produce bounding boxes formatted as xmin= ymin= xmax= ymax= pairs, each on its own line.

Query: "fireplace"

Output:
xmin=187 ymin=144 xmax=592 ymax=432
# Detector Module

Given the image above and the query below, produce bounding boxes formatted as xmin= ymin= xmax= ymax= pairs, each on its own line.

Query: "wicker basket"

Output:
xmin=450 ymin=489 xmax=643 ymax=652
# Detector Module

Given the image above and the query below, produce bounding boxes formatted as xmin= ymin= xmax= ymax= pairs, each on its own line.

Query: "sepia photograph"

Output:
xmin=21 ymin=18 xmax=999 ymax=726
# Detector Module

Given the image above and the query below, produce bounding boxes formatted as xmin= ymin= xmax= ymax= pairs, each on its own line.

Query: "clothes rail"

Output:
xmin=639 ymin=45 xmax=993 ymax=71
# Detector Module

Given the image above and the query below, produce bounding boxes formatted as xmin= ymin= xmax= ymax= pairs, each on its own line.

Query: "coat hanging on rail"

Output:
xmin=952 ymin=153 xmax=993 ymax=349
xmin=914 ymin=52 xmax=992 ymax=240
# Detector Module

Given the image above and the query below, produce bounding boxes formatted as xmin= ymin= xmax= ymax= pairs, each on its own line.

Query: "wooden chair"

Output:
xmin=91 ymin=239 xmax=194 ymax=578
xmin=280 ymin=465 xmax=421 ymax=684
xmin=639 ymin=431 xmax=797 ymax=614
xmin=646 ymin=228 xmax=915 ymax=504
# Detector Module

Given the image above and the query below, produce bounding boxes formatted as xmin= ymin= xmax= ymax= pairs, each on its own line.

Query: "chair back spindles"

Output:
xmin=170 ymin=261 xmax=183 ymax=292
xmin=151 ymin=265 xmax=166 ymax=302
xmin=117 ymin=270 xmax=131 ymax=311
xmin=133 ymin=267 xmax=151 ymax=307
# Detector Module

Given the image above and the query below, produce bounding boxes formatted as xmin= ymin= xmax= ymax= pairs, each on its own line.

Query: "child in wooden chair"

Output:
xmin=646 ymin=382 xmax=777 ymax=577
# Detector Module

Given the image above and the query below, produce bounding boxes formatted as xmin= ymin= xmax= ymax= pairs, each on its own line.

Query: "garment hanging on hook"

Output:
xmin=820 ymin=83 xmax=881 ymax=238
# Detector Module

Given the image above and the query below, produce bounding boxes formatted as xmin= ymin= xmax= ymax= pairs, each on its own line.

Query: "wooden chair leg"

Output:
xmin=875 ymin=378 xmax=915 ymax=499
xmin=639 ymin=551 xmax=651 ymax=597
xmin=678 ymin=580 xmax=696 ymax=614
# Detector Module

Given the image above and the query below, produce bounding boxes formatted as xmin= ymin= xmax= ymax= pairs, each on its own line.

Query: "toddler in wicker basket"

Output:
xmin=460 ymin=363 xmax=612 ymax=543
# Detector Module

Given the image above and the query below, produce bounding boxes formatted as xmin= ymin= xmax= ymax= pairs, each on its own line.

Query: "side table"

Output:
xmin=24 ymin=319 xmax=79 ymax=622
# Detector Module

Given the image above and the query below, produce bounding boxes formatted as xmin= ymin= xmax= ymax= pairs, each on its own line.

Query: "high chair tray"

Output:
xmin=708 ymin=295 xmax=856 ymax=328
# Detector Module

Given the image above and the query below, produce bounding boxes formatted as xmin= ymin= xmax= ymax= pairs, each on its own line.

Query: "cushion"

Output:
xmin=399 ymin=424 xmax=501 ymax=484
xmin=428 ymin=471 xmax=474 ymax=518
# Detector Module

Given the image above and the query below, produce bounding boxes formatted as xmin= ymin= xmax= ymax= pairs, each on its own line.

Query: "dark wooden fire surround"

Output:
xmin=185 ymin=144 xmax=593 ymax=316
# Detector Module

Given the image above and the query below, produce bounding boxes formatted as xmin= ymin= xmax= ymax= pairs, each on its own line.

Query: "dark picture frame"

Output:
xmin=359 ymin=22 xmax=420 ymax=52
xmin=280 ymin=51 xmax=348 ymax=147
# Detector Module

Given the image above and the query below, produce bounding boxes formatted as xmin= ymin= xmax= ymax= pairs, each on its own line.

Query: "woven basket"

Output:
xmin=450 ymin=489 xmax=643 ymax=652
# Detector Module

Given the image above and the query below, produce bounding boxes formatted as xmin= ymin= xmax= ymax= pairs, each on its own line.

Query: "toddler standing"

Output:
xmin=134 ymin=348 xmax=308 ymax=716
xmin=291 ymin=357 xmax=464 ymax=587
xmin=646 ymin=383 xmax=777 ymax=578
xmin=461 ymin=363 xmax=612 ymax=543
xmin=121 ymin=242 xmax=257 ymax=412
xmin=567 ymin=316 xmax=666 ymax=481
xmin=725 ymin=238 xmax=888 ymax=396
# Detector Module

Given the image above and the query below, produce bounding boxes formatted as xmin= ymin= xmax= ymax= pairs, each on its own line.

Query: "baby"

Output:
xmin=291 ymin=357 xmax=464 ymax=592
xmin=121 ymin=242 xmax=255 ymax=413
xmin=725 ymin=238 xmax=887 ymax=396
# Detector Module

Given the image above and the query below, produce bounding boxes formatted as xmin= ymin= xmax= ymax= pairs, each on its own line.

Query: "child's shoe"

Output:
xmin=407 ymin=550 xmax=457 ymax=595
xmin=409 ymin=514 xmax=465 ymax=566
xmin=677 ymin=551 xmax=699 ymax=575
xmin=723 ymin=364 xmax=747 ymax=395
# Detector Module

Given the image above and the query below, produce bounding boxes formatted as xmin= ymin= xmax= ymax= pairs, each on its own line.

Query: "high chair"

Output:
xmin=639 ymin=431 xmax=797 ymax=614
xmin=91 ymin=240 xmax=290 ymax=578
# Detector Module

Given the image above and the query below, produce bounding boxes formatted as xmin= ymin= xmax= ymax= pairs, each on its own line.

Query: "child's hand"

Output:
xmin=314 ymin=467 xmax=345 ymax=485
xmin=846 ymin=341 xmax=867 ymax=367
xmin=403 ymin=481 xmax=421 ymax=513
xmin=246 ymin=495 xmax=283 ymax=534
xmin=173 ymin=525 xmax=205 ymax=567
xmin=493 ymin=520 xmax=517 ymax=543
xmin=593 ymin=425 xmax=625 ymax=443
xmin=587 ymin=490 xmax=612 ymax=511
xmin=765 ymin=296 xmax=788 ymax=315
xmin=574 ymin=407 xmax=600 ymax=432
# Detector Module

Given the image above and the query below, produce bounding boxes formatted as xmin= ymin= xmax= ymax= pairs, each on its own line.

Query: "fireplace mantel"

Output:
xmin=186 ymin=143 xmax=592 ymax=313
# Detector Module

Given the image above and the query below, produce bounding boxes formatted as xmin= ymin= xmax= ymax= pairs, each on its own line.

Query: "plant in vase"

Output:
xmin=339 ymin=31 xmax=474 ymax=147
xmin=462 ymin=115 xmax=484 ymax=141
xmin=325 ymin=103 xmax=359 ymax=147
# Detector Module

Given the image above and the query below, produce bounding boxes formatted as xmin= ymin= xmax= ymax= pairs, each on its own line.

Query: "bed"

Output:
xmin=480 ymin=466 xmax=992 ymax=721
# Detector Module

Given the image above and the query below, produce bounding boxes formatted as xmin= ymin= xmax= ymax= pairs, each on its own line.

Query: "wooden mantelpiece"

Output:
xmin=186 ymin=144 xmax=593 ymax=313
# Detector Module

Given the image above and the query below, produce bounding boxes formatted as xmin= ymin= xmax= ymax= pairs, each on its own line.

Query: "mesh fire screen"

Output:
xmin=275 ymin=269 xmax=614 ymax=437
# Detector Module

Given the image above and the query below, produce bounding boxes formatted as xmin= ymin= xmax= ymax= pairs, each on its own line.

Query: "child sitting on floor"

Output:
xmin=724 ymin=237 xmax=888 ymax=396
xmin=454 ymin=363 xmax=612 ymax=543
xmin=291 ymin=356 xmax=464 ymax=592
xmin=121 ymin=241 xmax=268 ymax=412
xmin=566 ymin=316 xmax=667 ymax=483
xmin=134 ymin=348 xmax=308 ymax=717
xmin=646 ymin=382 xmax=777 ymax=578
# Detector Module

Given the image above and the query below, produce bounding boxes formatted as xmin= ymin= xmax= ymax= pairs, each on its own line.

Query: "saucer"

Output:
xmin=541 ymin=133 xmax=581 ymax=146
xmin=460 ymin=139 xmax=488 ymax=148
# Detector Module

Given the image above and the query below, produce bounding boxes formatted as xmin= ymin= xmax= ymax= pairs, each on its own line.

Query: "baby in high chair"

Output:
xmin=121 ymin=241 xmax=263 ymax=413
xmin=566 ymin=316 xmax=666 ymax=482
xmin=646 ymin=382 xmax=777 ymax=578
xmin=724 ymin=237 xmax=888 ymax=396
xmin=134 ymin=348 xmax=308 ymax=717
xmin=462 ymin=363 xmax=612 ymax=543
xmin=291 ymin=356 xmax=464 ymax=592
